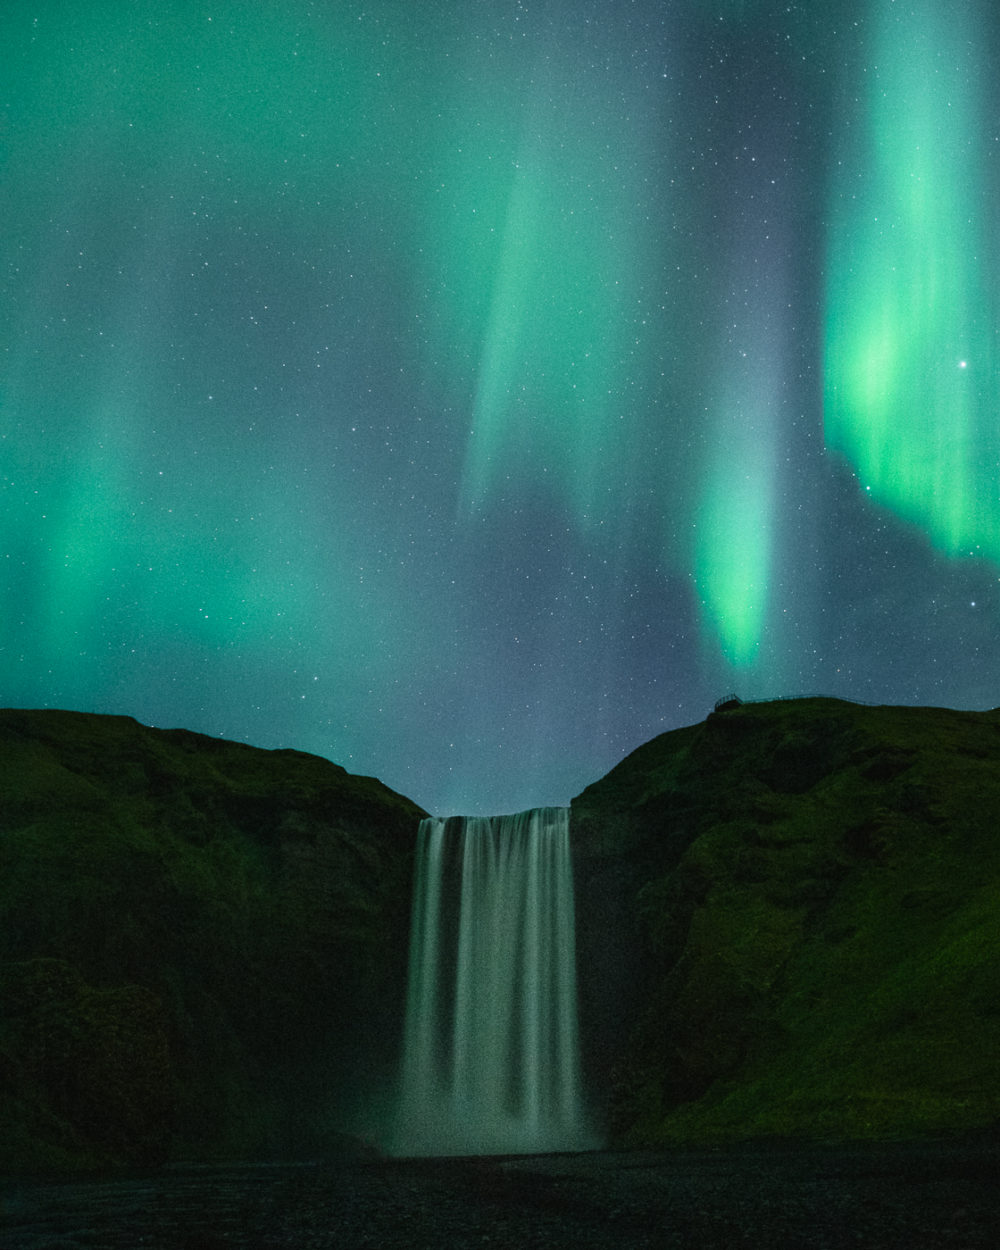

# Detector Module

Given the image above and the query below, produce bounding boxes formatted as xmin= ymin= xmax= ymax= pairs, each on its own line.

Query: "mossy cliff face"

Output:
xmin=572 ymin=698 xmax=1000 ymax=1144
xmin=0 ymin=709 xmax=425 ymax=1171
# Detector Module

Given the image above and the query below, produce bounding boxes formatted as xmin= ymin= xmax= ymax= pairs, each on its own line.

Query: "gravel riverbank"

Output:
xmin=2 ymin=1138 xmax=997 ymax=1249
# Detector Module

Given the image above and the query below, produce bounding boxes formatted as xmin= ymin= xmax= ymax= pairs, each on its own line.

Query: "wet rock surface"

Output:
xmin=2 ymin=1140 xmax=998 ymax=1249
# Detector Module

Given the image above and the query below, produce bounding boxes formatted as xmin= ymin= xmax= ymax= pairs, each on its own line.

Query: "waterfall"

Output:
xmin=393 ymin=807 xmax=589 ymax=1156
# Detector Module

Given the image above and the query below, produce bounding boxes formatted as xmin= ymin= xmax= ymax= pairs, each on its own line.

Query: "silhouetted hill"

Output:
xmin=572 ymin=697 xmax=1000 ymax=1144
xmin=0 ymin=708 xmax=425 ymax=1170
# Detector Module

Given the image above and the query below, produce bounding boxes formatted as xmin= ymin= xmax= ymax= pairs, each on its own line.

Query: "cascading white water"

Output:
xmin=393 ymin=806 xmax=589 ymax=1156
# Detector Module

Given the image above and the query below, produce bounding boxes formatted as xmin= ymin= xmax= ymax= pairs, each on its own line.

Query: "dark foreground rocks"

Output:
xmin=2 ymin=1140 xmax=998 ymax=1249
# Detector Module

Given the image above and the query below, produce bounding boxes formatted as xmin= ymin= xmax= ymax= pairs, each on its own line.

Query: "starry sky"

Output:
xmin=4 ymin=0 xmax=1000 ymax=816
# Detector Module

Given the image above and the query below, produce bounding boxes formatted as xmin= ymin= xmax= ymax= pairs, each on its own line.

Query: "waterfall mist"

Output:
xmin=393 ymin=807 xmax=591 ymax=1156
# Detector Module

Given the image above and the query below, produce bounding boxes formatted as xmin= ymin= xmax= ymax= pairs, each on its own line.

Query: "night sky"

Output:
xmin=4 ymin=0 xmax=1000 ymax=816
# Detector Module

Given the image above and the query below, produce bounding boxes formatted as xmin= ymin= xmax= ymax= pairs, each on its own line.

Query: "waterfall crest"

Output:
xmin=393 ymin=807 xmax=589 ymax=1156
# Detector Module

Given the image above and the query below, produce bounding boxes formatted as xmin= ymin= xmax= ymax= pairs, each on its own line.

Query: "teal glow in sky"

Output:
xmin=825 ymin=0 xmax=1000 ymax=561
xmin=4 ymin=0 xmax=1000 ymax=815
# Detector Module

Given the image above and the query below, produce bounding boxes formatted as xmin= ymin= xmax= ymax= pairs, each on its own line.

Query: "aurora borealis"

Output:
xmin=824 ymin=0 xmax=1000 ymax=561
xmin=4 ymin=0 xmax=1000 ymax=816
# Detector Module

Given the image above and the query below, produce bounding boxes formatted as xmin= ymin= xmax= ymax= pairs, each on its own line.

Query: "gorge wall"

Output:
xmin=571 ymin=697 xmax=1000 ymax=1145
xmin=0 ymin=708 xmax=425 ymax=1170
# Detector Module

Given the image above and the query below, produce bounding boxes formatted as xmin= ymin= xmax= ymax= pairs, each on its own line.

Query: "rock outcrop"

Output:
xmin=0 ymin=709 xmax=425 ymax=1170
xmin=572 ymin=697 xmax=1000 ymax=1144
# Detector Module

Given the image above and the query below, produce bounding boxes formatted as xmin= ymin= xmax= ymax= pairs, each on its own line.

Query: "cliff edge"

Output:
xmin=572 ymin=697 xmax=1000 ymax=1144
xmin=0 ymin=708 xmax=425 ymax=1170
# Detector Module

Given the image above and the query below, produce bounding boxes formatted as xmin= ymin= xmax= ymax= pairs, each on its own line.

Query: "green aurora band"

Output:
xmin=5 ymin=0 xmax=798 ymax=685
xmin=824 ymin=0 xmax=1000 ymax=561
xmin=2 ymin=0 xmax=423 ymax=713
xmin=695 ymin=355 xmax=778 ymax=671
xmin=411 ymin=47 xmax=652 ymax=532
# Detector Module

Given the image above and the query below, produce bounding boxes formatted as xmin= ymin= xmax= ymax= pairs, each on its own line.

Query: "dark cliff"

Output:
xmin=0 ymin=708 xmax=425 ymax=1171
xmin=572 ymin=697 xmax=1000 ymax=1144
xmin=6 ymin=697 xmax=1000 ymax=1168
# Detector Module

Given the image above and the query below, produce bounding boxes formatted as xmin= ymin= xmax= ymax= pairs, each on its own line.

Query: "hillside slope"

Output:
xmin=572 ymin=698 xmax=1000 ymax=1143
xmin=0 ymin=708 xmax=425 ymax=1170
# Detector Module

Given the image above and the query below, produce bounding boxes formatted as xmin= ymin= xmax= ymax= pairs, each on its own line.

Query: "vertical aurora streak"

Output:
xmin=694 ymin=227 xmax=790 ymax=670
xmin=824 ymin=0 xmax=1000 ymax=560
xmin=413 ymin=37 xmax=652 ymax=533
xmin=458 ymin=131 xmax=638 ymax=529
xmin=695 ymin=374 xmax=778 ymax=671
